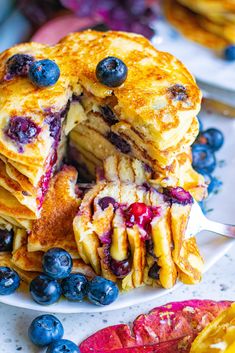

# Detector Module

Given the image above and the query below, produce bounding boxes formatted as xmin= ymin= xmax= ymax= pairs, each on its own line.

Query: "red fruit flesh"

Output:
xmin=79 ymin=300 xmax=232 ymax=353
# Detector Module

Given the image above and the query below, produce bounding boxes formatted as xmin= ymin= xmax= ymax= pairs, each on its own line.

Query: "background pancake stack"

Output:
xmin=165 ymin=0 xmax=235 ymax=49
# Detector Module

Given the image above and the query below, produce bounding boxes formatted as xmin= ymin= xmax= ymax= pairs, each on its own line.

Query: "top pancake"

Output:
xmin=0 ymin=30 xmax=201 ymax=180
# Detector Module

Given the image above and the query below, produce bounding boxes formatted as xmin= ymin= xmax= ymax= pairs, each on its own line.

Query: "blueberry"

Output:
xmin=6 ymin=116 xmax=40 ymax=145
xmin=163 ymin=187 xmax=193 ymax=205
xmin=5 ymin=54 xmax=34 ymax=79
xmin=28 ymin=59 xmax=60 ymax=87
xmin=107 ymin=132 xmax=131 ymax=153
xmin=148 ymin=262 xmax=160 ymax=280
xmin=28 ymin=314 xmax=64 ymax=347
xmin=0 ymin=267 xmax=20 ymax=295
xmin=199 ymin=128 xmax=224 ymax=152
xmin=98 ymin=197 xmax=117 ymax=210
xmin=87 ymin=276 xmax=119 ymax=306
xmin=100 ymin=105 xmax=119 ymax=125
xmin=110 ymin=258 xmax=131 ymax=278
xmin=46 ymin=339 xmax=80 ymax=353
xmin=43 ymin=248 xmax=72 ymax=280
xmin=30 ymin=274 xmax=62 ymax=305
xmin=224 ymin=45 xmax=235 ymax=61
xmin=192 ymin=144 xmax=216 ymax=174
xmin=96 ymin=56 xmax=127 ymax=87
xmin=0 ymin=229 xmax=14 ymax=252
xmin=61 ymin=274 xmax=88 ymax=301
xmin=167 ymin=84 xmax=188 ymax=101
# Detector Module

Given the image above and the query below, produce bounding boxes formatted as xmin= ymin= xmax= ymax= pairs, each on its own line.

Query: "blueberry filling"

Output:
xmin=100 ymin=106 xmax=119 ymax=126
xmin=163 ymin=187 xmax=193 ymax=206
xmin=168 ymin=84 xmax=188 ymax=101
xmin=98 ymin=197 xmax=117 ymax=211
xmin=148 ymin=262 xmax=160 ymax=280
xmin=107 ymin=132 xmax=131 ymax=154
xmin=6 ymin=116 xmax=41 ymax=146
xmin=0 ymin=229 xmax=14 ymax=252
xmin=146 ymin=238 xmax=157 ymax=259
xmin=110 ymin=257 xmax=131 ymax=278
xmin=5 ymin=54 xmax=34 ymax=80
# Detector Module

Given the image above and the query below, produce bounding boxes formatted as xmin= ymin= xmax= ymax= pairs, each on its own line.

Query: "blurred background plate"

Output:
xmin=154 ymin=20 xmax=235 ymax=92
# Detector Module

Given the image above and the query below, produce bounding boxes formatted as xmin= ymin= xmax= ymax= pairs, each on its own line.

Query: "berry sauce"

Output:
xmin=124 ymin=202 xmax=160 ymax=240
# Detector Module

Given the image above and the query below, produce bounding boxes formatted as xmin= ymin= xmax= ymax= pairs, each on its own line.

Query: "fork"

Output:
xmin=185 ymin=200 xmax=235 ymax=239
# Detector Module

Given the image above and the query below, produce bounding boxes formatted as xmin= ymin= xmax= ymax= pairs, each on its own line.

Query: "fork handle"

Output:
xmin=204 ymin=219 xmax=235 ymax=239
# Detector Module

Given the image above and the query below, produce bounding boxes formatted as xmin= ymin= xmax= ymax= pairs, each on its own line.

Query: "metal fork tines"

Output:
xmin=185 ymin=200 xmax=235 ymax=239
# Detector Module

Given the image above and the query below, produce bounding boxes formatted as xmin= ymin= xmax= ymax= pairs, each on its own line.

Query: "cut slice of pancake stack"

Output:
xmin=73 ymin=155 xmax=204 ymax=290
xmin=0 ymin=30 xmax=205 ymax=232
xmin=165 ymin=0 xmax=235 ymax=49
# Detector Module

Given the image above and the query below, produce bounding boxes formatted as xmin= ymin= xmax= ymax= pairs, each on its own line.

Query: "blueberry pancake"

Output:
xmin=73 ymin=156 xmax=204 ymax=290
xmin=0 ymin=30 xmax=204 ymax=228
xmin=165 ymin=0 xmax=235 ymax=49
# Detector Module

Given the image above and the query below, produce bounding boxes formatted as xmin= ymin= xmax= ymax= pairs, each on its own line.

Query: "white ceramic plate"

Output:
xmin=0 ymin=110 xmax=234 ymax=313
xmin=153 ymin=20 xmax=235 ymax=92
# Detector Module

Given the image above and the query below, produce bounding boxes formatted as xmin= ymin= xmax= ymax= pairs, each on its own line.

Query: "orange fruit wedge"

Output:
xmin=190 ymin=303 xmax=235 ymax=353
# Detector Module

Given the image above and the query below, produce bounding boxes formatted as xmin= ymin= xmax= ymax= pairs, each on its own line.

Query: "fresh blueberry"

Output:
xmin=30 ymin=274 xmax=62 ymax=305
xmin=43 ymin=248 xmax=72 ymax=280
xmin=0 ymin=229 xmax=14 ymax=252
xmin=192 ymin=144 xmax=216 ymax=174
xmin=198 ymin=128 xmax=224 ymax=152
xmin=46 ymin=339 xmax=80 ymax=353
xmin=96 ymin=56 xmax=128 ymax=87
xmin=87 ymin=276 xmax=119 ymax=306
xmin=28 ymin=59 xmax=60 ymax=87
xmin=0 ymin=267 xmax=20 ymax=295
xmin=6 ymin=116 xmax=41 ymax=145
xmin=5 ymin=54 xmax=34 ymax=80
xmin=61 ymin=273 xmax=88 ymax=301
xmin=28 ymin=314 xmax=64 ymax=347
xmin=224 ymin=45 xmax=235 ymax=61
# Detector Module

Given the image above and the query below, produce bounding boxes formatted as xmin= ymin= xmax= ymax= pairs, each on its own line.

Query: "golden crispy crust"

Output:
xmin=28 ymin=165 xmax=80 ymax=254
xmin=0 ymin=30 xmax=201 ymax=167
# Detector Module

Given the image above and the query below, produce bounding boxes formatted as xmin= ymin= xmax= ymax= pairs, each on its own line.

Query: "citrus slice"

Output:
xmin=190 ymin=303 xmax=235 ymax=353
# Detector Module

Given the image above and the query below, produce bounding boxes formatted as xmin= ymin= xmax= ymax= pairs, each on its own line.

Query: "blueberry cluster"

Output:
xmin=28 ymin=314 xmax=79 ymax=352
xmin=5 ymin=53 xmax=60 ymax=87
xmin=29 ymin=247 xmax=119 ymax=306
xmin=192 ymin=118 xmax=224 ymax=197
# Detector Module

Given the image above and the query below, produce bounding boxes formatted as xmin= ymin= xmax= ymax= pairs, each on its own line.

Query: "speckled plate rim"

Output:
xmin=0 ymin=111 xmax=234 ymax=313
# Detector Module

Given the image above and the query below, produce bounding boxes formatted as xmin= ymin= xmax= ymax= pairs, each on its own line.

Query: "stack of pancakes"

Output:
xmin=0 ymin=30 xmax=205 ymax=290
xmin=165 ymin=0 xmax=235 ymax=49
